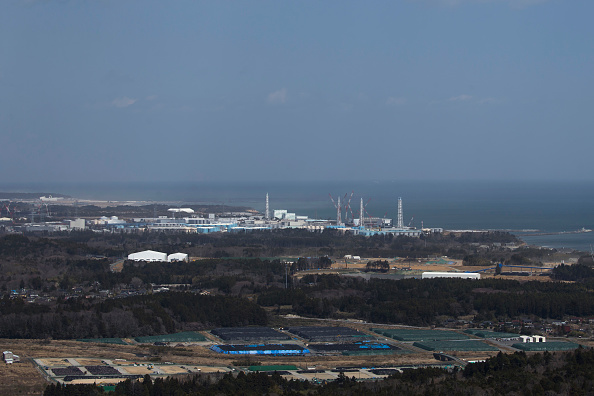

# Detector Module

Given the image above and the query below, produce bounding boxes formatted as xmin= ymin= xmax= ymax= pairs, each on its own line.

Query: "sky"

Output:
xmin=1 ymin=0 xmax=593 ymax=183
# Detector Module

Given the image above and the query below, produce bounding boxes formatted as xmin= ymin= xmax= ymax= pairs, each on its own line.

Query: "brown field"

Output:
xmin=156 ymin=365 xmax=192 ymax=374
xmin=74 ymin=358 xmax=105 ymax=366
xmin=122 ymin=365 xmax=155 ymax=375
xmin=330 ymin=257 xmax=466 ymax=272
xmin=0 ymin=359 xmax=48 ymax=395
xmin=300 ymin=372 xmax=337 ymax=380
xmin=68 ymin=378 xmax=124 ymax=385
xmin=189 ymin=366 xmax=228 ymax=373
xmin=38 ymin=357 xmax=71 ymax=367
xmin=320 ymin=257 xmax=556 ymax=281
xmin=2 ymin=327 xmax=583 ymax=394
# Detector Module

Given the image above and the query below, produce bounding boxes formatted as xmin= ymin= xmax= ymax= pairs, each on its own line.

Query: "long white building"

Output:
xmin=421 ymin=272 xmax=480 ymax=280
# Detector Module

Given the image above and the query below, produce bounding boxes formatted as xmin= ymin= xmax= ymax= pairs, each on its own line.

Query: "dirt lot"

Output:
xmin=322 ymin=257 xmax=555 ymax=280
xmin=157 ymin=365 xmax=192 ymax=375
xmin=74 ymin=358 xmax=105 ymax=366
xmin=38 ymin=357 xmax=71 ymax=367
xmin=0 ymin=337 xmax=444 ymax=393
xmin=122 ymin=365 xmax=154 ymax=375
xmin=330 ymin=257 xmax=466 ymax=272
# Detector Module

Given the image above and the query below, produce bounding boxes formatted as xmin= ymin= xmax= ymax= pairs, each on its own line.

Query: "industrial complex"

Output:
xmin=1 ymin=193 xmax=443 ymax=238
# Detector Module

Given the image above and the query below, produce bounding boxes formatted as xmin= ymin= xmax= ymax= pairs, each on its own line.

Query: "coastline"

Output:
xmin=2 ymin=180 xmax=593 ymax=252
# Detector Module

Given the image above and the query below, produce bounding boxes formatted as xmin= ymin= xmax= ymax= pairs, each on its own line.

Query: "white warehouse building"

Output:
xmin=421 ymin=272 xmax=480 ymax=280
xmin=128 ymin=250 xmax=168 ymax=262
xmin=167 ymin=253 xmax=189 ymax=262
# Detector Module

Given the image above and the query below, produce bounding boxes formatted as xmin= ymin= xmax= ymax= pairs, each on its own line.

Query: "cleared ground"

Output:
xmin=1 ymin=328 xmax=590 ymax=393
xmin=121 ymin=366 xmax=154 ymax=375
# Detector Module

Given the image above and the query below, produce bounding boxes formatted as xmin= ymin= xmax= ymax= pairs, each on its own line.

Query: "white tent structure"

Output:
xmin=168 ymin=253 xmax=189 ymax=262
xmin=421 ymin=272 xmax=480 ymax=280
xmin=128 ymin=250 xmax=168 ymax=262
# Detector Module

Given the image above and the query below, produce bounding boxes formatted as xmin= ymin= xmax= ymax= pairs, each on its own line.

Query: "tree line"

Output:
xmin=0 ymin=292 xmax=266 ymax=339
xmin=259 ymin=275 xmax=594 ymax=325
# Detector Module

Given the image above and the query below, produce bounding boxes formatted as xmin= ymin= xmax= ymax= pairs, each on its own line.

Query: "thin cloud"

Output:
xmin=111 ymin=97 xmax=137 ymax=108
xmin=267 ymin=88 xmax=287 ymax=104
xmin=146 ymin=95 xmax=158 ymax=101
xmin=448 ymin=94 xmax=473 ymax=102
xmin=386 ymin=97 xmax=407 ymax=106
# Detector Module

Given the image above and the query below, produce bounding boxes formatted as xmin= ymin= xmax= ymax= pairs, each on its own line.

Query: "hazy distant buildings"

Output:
xmin=69 ymin=218 xmax=86 ymax=230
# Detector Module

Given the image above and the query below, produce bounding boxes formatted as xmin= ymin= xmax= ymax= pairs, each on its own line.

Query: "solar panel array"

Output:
xmin=85 ymin=365 xmax=122 ymax=376
xmin=413 ymin=340 xmax=499 ymax=351
xmin=214 ymin=343 xmax=306 ymax=353
xmin=286 ymin=326 xmax=371 ymax=342
xmin=464 ymin=329 xmax=520 ymax=339
xmin=51 ymin=367 xmax=83 ymax=376
xmin=512 ymin=341 xmax=580 ymax=352
xmin=374 ymin=328 xmax=470 ymax=341
xmin=309 ymin=341 xmax=397 ymax=352
xmin=211 ymin=327 xmax=289 ymax=341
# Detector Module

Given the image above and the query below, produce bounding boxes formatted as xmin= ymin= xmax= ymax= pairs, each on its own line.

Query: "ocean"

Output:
xmin=3 ymin=180 xmax=593 ymax=252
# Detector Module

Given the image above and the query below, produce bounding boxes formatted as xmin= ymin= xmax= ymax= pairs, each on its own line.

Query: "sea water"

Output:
xmin=3 ymin=180 xmax=593 ymax=252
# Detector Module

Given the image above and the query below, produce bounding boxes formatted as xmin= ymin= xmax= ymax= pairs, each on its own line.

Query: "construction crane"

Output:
xmin=358 ymin=197 xmax=372 ymax=228
xmin=3 ymin=202 xmax=15 ymax=223
xmin=329 ymin=193 xmax=342 ymax=225
xmin=343 ymin=191 xmax=355 ymax=223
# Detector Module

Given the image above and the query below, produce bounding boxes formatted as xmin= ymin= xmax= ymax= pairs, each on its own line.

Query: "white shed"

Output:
xmin=533 ymin=335 xmax=546 ymax=343
xmin=128 ymin=250 xmax=168 ymax=262
xmin=3 ymin=351 xmax=17 ymax=363
xmin=168 ymin=253 xmax=189 ymax=262
xmin=520 ymin=335 xmax=534 ymax=343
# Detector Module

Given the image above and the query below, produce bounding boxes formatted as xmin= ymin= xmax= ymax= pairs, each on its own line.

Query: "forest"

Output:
xmin=0 ymin=292 xmax=266 ymax=339
xmin=43 ymin=347 xmax=594 ymax=395
xmin=0 ymin=228 xmax=546 ymax=293
xmin=258 ymin=275 xmax=594 ymax=325
xmin=0 ymin=229 xmax=592 ymax=338
xmin=2 ymin=272 xmax=594 ymax=338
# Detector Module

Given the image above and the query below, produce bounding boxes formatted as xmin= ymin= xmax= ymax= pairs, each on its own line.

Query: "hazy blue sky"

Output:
xmin=1 ymin=0 xmax=593 ymax=183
